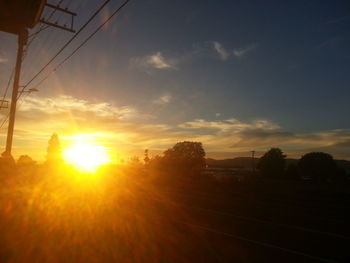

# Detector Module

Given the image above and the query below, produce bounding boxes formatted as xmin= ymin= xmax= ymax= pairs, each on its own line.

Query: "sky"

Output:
xmin=0 ymin=0 xmax=350 ymax=161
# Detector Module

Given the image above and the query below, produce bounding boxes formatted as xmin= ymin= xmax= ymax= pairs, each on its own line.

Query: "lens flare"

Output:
xmin=63 ymin=134 xmax=110 ymax=172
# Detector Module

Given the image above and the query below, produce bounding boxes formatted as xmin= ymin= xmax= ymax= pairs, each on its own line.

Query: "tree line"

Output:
xmin=0 ymin=133 xmax=348 ymax=184
xmin=257 ymin=148 xmax=348 ymax=183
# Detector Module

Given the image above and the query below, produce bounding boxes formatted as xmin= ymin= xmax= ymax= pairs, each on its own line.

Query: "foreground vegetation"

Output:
xmin=0 ymin=136 xmax=349 ymax=262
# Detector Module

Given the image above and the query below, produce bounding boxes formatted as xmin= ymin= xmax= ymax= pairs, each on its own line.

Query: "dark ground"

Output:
xmin=0 ymin=169 xmax=349 ymax=262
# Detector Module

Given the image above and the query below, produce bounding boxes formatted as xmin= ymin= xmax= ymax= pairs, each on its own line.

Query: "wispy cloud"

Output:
xmin=177 ymin=118 xmax=350 ymax=159
xmin=130 ymin=52 xmax=177 ymax=70
xmin=131 ymin=42 xmax=258 ymax=71
xmin=179 ymin=118 xmax=279 ymax=132
xmin=212 ymin=41 xmax=257 ymax=60
xmin=153 ymin=94 xmax=172 ymax=105
xmin=18 ymin=95 xmax=149 ymax=122
xmin=213 ymin=41 xmax=230 ymax=60
xmin=0 ymin=57 xmax=8 ymax=63
xmin=4 ymin=95 xmax=350 ymax=160
xmin=233 ymin=44 xmax=258 ymax=57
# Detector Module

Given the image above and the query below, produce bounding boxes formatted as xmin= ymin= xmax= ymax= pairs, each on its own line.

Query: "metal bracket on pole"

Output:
xmin=40 ymin=3 xmax=77 ymax=33
xmin=0 ymin=100 xmax=9 ymax=109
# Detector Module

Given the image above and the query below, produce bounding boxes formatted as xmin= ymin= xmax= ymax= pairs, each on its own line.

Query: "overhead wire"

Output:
xmin=25 ymin=0 xmax=65 ymax=54
xmin=1 ymin=0 xmax=105 ymax=129
xmin=20 ymin=0 xmax=114 ymax=95
xmin=24 ymin=0 xmax=131 ymax=95
xmin=0 ymin=0 xmax=81 ymax=130
xmin=22 ymin=0 xmax=70 ymax=81
xmin=1 ymin=0 xmax=131 ymax=130
xmin=35 ymin=0 xmax=75 ymax=58
xmin=0 ymin=69 xmax=14 ymax=110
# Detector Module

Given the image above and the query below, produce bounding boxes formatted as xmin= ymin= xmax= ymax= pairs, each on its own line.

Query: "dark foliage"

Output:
xmin=298 ymin=152 xmax=337 ymax=183
xmin=285 ymin=163 xmax=300 ymax=180
xmin=257 ymin=148 xmax=286 ymax=178
xmin=46 ymin=133 xmax=63 ymax=165
xmin=144 ymin=149 xmax=150 ymax=165
xmin=17 ymin=155 xmax=35 ymax=167
xmin=159 ymin=141 xmax=206 ymax=176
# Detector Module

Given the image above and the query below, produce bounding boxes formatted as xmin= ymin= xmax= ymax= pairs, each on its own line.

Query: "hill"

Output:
xmin=206 ymin=157 xmax=350 ymax=172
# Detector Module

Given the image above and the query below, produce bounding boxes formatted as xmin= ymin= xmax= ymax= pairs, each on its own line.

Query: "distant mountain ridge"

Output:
xmin=206 ymin=157 xmax=350 ymax=172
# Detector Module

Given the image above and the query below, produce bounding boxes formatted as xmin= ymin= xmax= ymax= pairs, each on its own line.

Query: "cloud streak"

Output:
xmin=213 ymin=41 xmax=230 ymax=60
xmin=233 ymin=44 xmax=258 ymax=57
xmin=0 ymin=57 xmax=8 ymax=63
xmin=212 ymin=41 xmax=257 ymax=60
xmin=130 ymin=41 xmax=258 ymax=71
xmin=130 ymin=52 xmax=177 ymax=70
xmin=3 ymin=95 xmax=350 ymax=160
xmin=153 ymin=94 xmax=172 ymax=105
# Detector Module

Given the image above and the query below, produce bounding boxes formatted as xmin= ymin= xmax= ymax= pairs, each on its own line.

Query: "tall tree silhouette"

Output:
xmin=144 ymin=149 xmax=150 ymax=165
xmin=46 ymin=133 xmax=62 ymax=165
xmin=257 ymin=148 xmax=286 ymax=178
xmin=162 ymin=141 xmax=206 ymax=176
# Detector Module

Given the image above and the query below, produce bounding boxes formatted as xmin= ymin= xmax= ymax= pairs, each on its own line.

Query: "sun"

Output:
xmin=62 ymin=134 xmax=111 ymax=172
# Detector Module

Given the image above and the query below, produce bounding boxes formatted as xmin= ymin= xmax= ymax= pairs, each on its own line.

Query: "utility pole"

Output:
xmin=251 ymin=150 xmax=255 ymax=175
xmin=0 ymin=1 xmax=76 ymax=159
xmin=2 ymin=29 xmax=27 ymax=158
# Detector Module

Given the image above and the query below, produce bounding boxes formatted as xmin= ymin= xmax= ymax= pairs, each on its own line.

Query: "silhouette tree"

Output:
xmin=128 ymin=156 xmax=142 ymax=167
xmin=144 ymin=149 xmax=150 ymax=165
xmin=17 ymin=155 xmax=35 ymax=167
xmin=285 ymin=163 xmax=299 ymax=180
xmin=162 ymin=141 xmax=206 ymax=176
xmin=46 ymin=133 xmax=63 ymax=165
xmin=257 ymin=148 xmax=286 ymax=178
xmin=298 ymin=152 xmax=337 ymax=183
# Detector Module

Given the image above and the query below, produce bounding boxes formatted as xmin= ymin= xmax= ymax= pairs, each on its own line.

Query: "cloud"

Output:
xmin=131 ymin=42 xmax=258 ymax=71
xmin=0 ymin=57 xmax=8 ymax=63
xmin=233 ymin=44 xmax=257 ymax=57
xmin=4 ymin=95 xmax=350 ymax=160
xmin=213 ymin=41 xmax=230 ymax=60
xmin=179 ymin=118 xmax=279 ymax=132
xmin=130 ymin=52 xmax=177 ymax=70
xmin=177 ymin=118 xmax=350 ymax=159
xmin=19 ymin=95 xmax=148 ymax=121
xmin=153 ymin=94 xmax=172 ymax=105
xmin=212 ymin=42 xmax=257 ymax=60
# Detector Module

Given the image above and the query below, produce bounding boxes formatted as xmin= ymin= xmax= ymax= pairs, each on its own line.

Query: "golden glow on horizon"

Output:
xmin=62 ymin=134 xmax=111 ymax=172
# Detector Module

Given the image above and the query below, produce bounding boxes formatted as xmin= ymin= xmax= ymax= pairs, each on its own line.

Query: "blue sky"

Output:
xmin=0 ymin=0 xmax=349 ymax=160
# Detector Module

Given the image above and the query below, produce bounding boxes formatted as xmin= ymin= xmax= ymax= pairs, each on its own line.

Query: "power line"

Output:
xmin=0 ymin=1 xmax=67 ymax=131
xmin=0 ymin=91 xmax=31 ymax=130
xmin=24 ymin=0 xmax=66 ymax=59
xmin=20 ymin=0 xmax=114 ymax=95
xmin=24 ymin=0 xmax=131 ymax=94
xmin=1 ymin=0 xmax=131 ymax=131
xmin=0 ymin=68 xmax=14 ymax=110
xmin=26 ymin=0 xmax=65 ymax=46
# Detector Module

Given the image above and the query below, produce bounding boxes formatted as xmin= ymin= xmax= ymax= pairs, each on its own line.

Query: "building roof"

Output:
xmin=0 ymin=0 xmax=46 ymax=34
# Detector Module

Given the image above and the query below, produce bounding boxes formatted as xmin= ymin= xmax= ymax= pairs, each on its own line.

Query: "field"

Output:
xmin=0 ymin=168 xmax=349 ymax=263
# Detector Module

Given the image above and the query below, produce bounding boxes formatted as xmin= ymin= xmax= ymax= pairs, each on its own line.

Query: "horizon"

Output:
xmin=1 ymin=1 xmax=350 ymax=262
xmin=1 ymin=0 xmax=350 ymax=161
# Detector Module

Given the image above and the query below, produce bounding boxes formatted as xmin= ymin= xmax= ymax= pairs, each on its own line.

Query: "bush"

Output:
xmin=298 ymin=152 xmax=337 ymax=183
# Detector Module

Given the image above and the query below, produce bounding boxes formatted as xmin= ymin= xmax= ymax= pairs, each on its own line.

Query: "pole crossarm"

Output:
xmin=0 ymin=100 xmax=9 ymax=109
xmin=40 ymin=2 xmax=77 ymax=33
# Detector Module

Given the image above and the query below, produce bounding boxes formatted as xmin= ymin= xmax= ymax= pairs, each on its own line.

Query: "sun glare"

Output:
xmin=63 ymin=134 xmax=110 ymax=172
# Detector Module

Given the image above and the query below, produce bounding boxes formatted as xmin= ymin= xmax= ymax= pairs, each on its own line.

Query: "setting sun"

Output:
xmin=62 ymin=134 xmax=110 ymax=172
